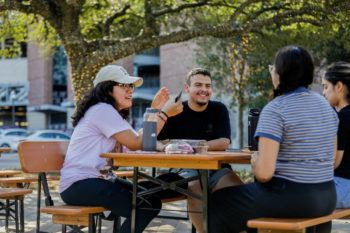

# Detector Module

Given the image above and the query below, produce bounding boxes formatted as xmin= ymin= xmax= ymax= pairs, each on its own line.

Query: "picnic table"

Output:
xmin=101 ymin=151 xmax=251 ymax=233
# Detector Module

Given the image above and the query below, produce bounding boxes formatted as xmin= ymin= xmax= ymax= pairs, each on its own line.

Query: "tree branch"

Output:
xmin=102 ymin=4 xmax=130 ymax=36
xmin=244 ymin=3 xmax=292 ymax=23
xmin=231 ymin=0 xmax=263 ymax=21
xmin=242 ymin=6 xmax=325 ymax=32
xmin=153 ymin=0 xmax=209 ymax=17
xmin=143 ymin=0 xmax=157 ymax=36
xmin=66 ymin=0 xmax=85 ymax=9
xmin=0 ymin=0 xmax=40 ymax=15
xmin=86 ymin=22 xmax=241 ymax=66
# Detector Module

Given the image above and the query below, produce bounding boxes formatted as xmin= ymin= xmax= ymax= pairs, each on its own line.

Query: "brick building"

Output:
xmin=0 ymin=41 xmax=197 ymax=131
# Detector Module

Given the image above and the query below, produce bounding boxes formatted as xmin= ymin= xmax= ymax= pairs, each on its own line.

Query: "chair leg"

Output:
xmin=62 ymin=224 xmax=67 ymax=233
xmin=192 ymin=224 xmax=197 ymax=233
xmin=5 ymin=199 xmax=9 ymax=232
xmin=20 ymin=198 xmax=25 ymax=233
xmin=14 ymin=197 xmax=19 ymax=233
xmin=36 ymin=176 xmax=42 ymax=233
xmin=113 ymin=216 xmax=121 ymax=233
xmin=88 ymin=214 xmax=96 ymax=233
xmin=97 ymin=214 xmax=102 ymax=233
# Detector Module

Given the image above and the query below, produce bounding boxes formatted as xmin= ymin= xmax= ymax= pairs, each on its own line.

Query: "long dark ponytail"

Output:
xmin=273 ymin=45 xmax=314 ymax=98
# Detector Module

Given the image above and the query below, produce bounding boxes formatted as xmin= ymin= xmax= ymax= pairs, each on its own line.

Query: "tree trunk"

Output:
xmin=69 ymin=57 xmax=97 ymax=105
xmin=238 ymin=101 xmax=244 ymax=149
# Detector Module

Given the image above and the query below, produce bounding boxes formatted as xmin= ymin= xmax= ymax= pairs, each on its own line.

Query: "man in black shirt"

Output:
xmin=158 ymin=68 xmax=242 ymax=232
xmin=158 ymin=68 xmax=231 ymax=149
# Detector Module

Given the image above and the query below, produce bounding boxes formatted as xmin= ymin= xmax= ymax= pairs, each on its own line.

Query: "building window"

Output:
xmin=1 ymin=38 xmax=27 ymax=58
xmin=52 ymin=46 xmax=68 ymax=105
xmin=137 ymin=65 xmax=160 ymax=89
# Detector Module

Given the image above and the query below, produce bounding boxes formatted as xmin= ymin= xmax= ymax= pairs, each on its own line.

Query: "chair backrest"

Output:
xmin=18 ymin=141 xmax=69 ymax=173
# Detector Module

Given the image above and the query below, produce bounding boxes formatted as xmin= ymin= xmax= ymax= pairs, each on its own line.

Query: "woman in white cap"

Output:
xmin=59 ymin=64 xmax=183 ymax=233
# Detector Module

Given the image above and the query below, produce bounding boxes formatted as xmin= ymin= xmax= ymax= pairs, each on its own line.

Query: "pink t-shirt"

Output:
xmin=59 ymin=103 xmax=134 ymax=193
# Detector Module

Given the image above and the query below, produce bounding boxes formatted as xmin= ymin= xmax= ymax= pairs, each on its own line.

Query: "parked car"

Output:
xmin=0 ymin=128 xmax=30 ymax=151
xmin=26 ymin=130 xmax=70 ymax=141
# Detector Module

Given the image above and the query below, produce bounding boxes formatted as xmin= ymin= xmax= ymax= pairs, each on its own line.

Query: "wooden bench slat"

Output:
xmin=247 ymin=209 xmax=350 ymax=230
xmin=0 ymin=176 xmax=59 ymax=184
xmin=0 ymin=177 xmax=38 ymax=184
xmin=0 ymin=170 xmax=21 ymax=177
xmin=53 ymin=214 xmax=90 ymax=226
xmin=41 ymin=205 xmax=107 ymax=215
xmin=0 ymin=188 xmax=33 ymax=198
xmin=114 ymin=171 xmax=134 ymax=178
xmin=161 ymin=195 xmax=187 ymax=203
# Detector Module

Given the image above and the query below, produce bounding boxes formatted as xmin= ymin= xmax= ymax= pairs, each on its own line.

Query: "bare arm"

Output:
xmin=334 ymin=150 xmax=344 ymax=169
xmin=207 ymin=138 xmax=230 ymax=151
xmin=334 ymin=136 xmax=344 ymax=169
xmin=112 ymin=129 xmax=142 ymax=151
xmin=251 ymin=137 xmax=280 ymax=183
xmin=112 ymin=96 xmax=183 ymax=151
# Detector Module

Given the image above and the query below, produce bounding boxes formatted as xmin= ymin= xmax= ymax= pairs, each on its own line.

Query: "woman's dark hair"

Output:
xmin=273 ymin=45 xmax=314 ymax=98
xmin=71 ymin=81 xmax=129 ymax=127
xmin=324 ymin=61 xmax=350 ymax=103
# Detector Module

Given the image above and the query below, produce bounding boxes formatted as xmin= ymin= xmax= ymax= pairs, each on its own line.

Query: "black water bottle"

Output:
xmin=248 ymin=108 xmax=261 ymax=151
xmin=142 ymin=108 xmax=158 ymax=151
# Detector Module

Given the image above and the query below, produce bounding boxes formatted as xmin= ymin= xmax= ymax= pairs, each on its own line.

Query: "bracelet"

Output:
xmin=158 ymin=113 xmax=167 ymax=123
xmin=160 ymin=111 xmax=169 ymax=119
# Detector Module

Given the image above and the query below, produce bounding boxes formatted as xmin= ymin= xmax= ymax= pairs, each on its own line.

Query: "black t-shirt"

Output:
xmin=334 ymin=105 xmax=350 ymax=179
xmin=158 ymin=100 xmax=231 ymax=141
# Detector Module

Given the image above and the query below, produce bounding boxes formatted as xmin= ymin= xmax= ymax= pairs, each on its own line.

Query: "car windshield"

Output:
xmin=4 ymin=131 xmax=29 ymax=137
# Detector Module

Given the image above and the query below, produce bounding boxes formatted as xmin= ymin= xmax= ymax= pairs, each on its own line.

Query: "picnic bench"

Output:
xmin=0 ymin=170 xmax=21 ymax=177
xmin=247 ymin=207 xmax=350 ymax=232
xmin=0 ymin=188 xmax=33 ymax=233
xmin=17 ymin=140 xmax=137 ymax=233
xmin=17 ymin=140 xmax=107 ymax=233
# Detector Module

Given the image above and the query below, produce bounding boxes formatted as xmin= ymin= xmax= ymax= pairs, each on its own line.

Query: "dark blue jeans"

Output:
xmin=60 ymin=178 xmax=161 ymax=233
xmin=209 ymin=177 xmax=336 ymax=233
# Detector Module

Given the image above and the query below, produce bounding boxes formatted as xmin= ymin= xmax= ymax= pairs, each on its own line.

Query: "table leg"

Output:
xmin=200 ymin=170 xmax=209 ymax=233
xmin=131 ymin=167 xmax=139 ymax=233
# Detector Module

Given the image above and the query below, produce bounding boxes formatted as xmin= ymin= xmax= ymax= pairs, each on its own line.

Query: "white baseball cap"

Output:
xmin=93 ymin=64 xmax=143 ymax=87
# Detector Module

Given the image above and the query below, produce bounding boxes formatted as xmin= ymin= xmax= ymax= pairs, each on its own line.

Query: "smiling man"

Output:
xmin=158 ymin=68 xmax=231 ymax=150
xmin=158 ymin=68 xmax=241 ymax=233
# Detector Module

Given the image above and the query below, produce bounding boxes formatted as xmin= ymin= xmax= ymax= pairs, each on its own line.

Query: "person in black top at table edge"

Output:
xmin=158 ymin=68 xmax=243 ymax=233
xmin=322 ymin=61 xmax=350 ymax=209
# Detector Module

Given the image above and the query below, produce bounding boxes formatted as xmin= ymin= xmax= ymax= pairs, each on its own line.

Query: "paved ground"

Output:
xmin=0 ymin=188 xmax=192 ymax=233
xmin=1 ymin=153 xmax=350 ymax=232
xmin=1 ymin=188 xmax=349 ymax=233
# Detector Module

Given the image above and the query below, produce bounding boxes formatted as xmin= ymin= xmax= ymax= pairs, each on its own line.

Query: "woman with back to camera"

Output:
xmin=323 ymin=61 xmax=350 ymax=209
xmin=59 ymin=64 xmax=183 ymax=233
xmin=209 ymin=45 xmax=338 ymax=233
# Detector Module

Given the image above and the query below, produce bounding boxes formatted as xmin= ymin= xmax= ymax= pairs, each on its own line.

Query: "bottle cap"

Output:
xmin=145 ymin=108 xmax=159 ymax=113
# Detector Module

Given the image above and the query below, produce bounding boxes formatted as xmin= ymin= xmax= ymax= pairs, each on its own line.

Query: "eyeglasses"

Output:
xmin=268 ymin=65 xmax=274 ymax=74
xmin=115 ymin=83 xmax=135 ymax=90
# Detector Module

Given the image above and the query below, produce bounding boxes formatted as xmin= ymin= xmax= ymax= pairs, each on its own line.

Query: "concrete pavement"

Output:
xmin=0 ymin=188 xmax=193 ymax=233
xmin=1 ymin=153 xmax=350 ymax=232
xmin=1 ymin=183 xmax=350 ymax=232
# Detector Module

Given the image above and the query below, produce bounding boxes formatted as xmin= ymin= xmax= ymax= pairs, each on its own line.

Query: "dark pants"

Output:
xmin=60 ymin=178 xmax=161 ymax=233
xmin=209 ymin=177 xmax=336 ymax=233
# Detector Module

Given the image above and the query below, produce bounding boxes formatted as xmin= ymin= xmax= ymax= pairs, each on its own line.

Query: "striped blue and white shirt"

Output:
xmin=255 ymin=87 xmax=338 ymax=183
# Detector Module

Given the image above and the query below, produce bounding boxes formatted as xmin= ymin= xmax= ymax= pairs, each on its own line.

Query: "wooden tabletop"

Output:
xmin=102 ymin=151 xmax=251 ymax=170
